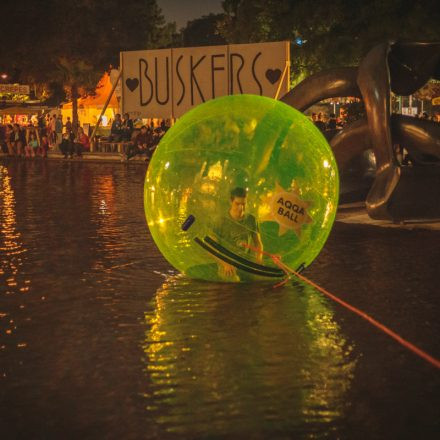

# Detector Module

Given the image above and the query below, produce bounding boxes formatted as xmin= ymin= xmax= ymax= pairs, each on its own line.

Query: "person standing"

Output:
xmin=5 ymin=124 xmax=15 ymax=156
xmin=213 ymin=187 xmax=263 ymax=280
xmin=55 ymin=115 xmax=63 ymax=148
xmin=314 ymin=112 xmax=326 ymax=131
xmin=326 ymin=113 xmax=338 ymax=130
xmin=37 ymin=115 xmax=46 ymax=137
xmin=12 ymin=124 xmax=26 ymax=157
xmin=38 ymin=135 xmax=49 ymax=158
xmin=49 ymin=114 xmax=57 ymax=147
xmin=65 ymin=116 xmax=72 ymax=135
xmin=121 ymin=113 xmax=133 ymax=141
xmin=110 ymin=113 xmax=123 ymax=141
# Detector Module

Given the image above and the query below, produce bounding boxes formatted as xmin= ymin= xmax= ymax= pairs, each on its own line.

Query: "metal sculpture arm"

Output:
xmin=280 ymin=67 xmax=360 ymax=112
xmin=281 ymin=40 xmax=440 ymax=221
xmin=391 ymin=114 xmax=440 ymax=163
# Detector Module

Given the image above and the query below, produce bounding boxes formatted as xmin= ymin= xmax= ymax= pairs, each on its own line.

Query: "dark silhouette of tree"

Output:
xmin=0 ymin=0 xmax=170 ymax=131
xmin=182 ymin=14 xmax=227 ymax=47
xmin=217 ymin=0 xmax=440 ymax=84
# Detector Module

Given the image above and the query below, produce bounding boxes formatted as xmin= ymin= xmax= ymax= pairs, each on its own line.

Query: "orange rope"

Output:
xmin=242 ymin=243 xmax=440 ymax=369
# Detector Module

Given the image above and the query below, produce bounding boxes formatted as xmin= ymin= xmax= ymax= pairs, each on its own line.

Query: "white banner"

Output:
xmin=121 ymin=41 xmax=290 ymax=119
xmin=172 ymin=45 xmax=229 ymax=117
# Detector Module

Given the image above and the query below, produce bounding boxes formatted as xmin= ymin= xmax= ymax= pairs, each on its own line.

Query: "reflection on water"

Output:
xmin=143 ymin=276 xmax=355 ymax=438
xmin=0 ymin=166 xmax=27 ymax=291
xmin=0 ymin=165 xmax=30 ymax=354
xmin=1 ymin=160 xmax=438 ymax=439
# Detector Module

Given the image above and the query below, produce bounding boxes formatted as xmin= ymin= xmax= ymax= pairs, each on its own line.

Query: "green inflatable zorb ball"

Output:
xmin=144 ymin=95 xmax=338 ymax=283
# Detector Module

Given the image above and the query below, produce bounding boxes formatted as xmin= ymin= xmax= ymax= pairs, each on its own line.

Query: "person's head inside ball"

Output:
xmin=229 ymin=187 xmax=247 ymax=221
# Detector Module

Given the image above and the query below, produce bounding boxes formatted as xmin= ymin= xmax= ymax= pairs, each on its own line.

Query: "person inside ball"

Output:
xmin=213 ymin=187 xmax=263 ymax=279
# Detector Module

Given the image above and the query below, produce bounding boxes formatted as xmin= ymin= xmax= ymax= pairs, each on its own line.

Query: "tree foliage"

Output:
xmin=413 ymin=80 xmax=440 ymax=100
xmin=217 ymin=0 xmax=440 ymax=82
xmin=1 ymin=0 xmax=439 ymax=109
xmin=0 ymin=0 xmax=170 ymax=127
xmin=182 ymin=14 xmax=227 ymax=47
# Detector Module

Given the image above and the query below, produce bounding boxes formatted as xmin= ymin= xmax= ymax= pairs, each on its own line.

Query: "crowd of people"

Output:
xmin=59 ymin=126 xmax=91 ymax=159
xmin=310 ymin=109 xmax=440 ymax=134
xmin=109 ymin=113 xmax=134 ymax=142
xmin=1 ymin=108 xmax=437 ymax=163
xmin=311 ymin=112 xmax=344 ymax=132
xmin=105 ymin=112 xmax=169 ymax=161
xmin=0 ymin=122 xmax=49 ymax=158
xmin=310 ymin=108 xmax=439 ymax=167
xmin=107 ymin=112 xmax=170 ymax=161
xmin=120 ymin=120 xmax=169 ymax=162
xmin=412 ymin=111 xmax=440 ymax=122
xmin=0 ymin=113 xmax=90 ymax=159
xmin=0 ymin=112 xmax=170 ymax=161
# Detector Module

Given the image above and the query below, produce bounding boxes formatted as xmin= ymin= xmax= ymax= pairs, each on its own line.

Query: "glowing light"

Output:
xmin=207 ymin=161 xmax=223 ymax=180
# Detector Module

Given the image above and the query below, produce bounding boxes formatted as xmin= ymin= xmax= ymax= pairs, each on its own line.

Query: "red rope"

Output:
xmin=243 ymin=243 xmax=440 ymax=369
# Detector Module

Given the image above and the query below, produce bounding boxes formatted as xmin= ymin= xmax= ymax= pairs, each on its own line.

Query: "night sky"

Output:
xmin=158 ymin=0 xmax=223 ymax=29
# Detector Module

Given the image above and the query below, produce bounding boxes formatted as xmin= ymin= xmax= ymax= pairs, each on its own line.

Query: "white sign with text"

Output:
xmin=0 ymin=84 xmax=30 ymax=95
xmin=121 ymin=41 xmax=290 ymax=119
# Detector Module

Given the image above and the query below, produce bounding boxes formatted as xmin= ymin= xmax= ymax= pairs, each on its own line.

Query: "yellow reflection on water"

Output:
xmin=0 ymin=166 xmax=30 ymax=351
xmin=0 ymin=166 xmax=28 ymax=293
xmin=142 ymin=276 xmax=356 ymax=437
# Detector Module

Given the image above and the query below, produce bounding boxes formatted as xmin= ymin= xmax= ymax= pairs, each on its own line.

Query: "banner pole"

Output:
xmin=274 ymin=60 xmax=290 ymax=100
xmin=90 ymin=69 xmax=123 ymax=150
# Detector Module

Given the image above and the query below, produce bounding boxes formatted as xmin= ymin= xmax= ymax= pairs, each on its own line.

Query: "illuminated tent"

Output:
xmin=61 ymin=73 xmax=119 ymax=128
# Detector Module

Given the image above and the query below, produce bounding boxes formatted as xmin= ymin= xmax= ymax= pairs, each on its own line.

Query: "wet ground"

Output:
xmin=0 ymin=159 xmax=439 ymax=439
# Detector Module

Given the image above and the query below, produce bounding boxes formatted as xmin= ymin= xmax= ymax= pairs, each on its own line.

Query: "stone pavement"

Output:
xmin=337 ymin=202 xmax=440 ymax=231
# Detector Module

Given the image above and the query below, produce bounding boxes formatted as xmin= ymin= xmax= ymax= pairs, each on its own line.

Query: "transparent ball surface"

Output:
xmin=144 ymin=95 xmax=339 ymax=282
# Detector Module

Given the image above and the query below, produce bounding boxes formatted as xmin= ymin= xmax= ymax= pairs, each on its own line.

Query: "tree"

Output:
xmin=55 ymin=58 xmax=100 ymax=132
xmin=413 ymin=80 xmax=440 ymax=100
xmin=181 ymin=14 xmax=227 ymax=47
xmin=217 ymin=0 xmax=440 ymax=84
xmin=0 ymin=0 xmax=171 ymax=131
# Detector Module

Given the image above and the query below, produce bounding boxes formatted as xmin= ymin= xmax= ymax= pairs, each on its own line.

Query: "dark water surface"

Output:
xmin=0 ymin=159 xmax=439 ymax=439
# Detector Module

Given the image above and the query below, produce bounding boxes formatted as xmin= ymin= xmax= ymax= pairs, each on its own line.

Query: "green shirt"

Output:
xmin=213 ymin=213 xmax=259 ymax=251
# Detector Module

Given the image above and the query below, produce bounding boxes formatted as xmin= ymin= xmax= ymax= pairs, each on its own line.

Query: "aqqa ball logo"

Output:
xmin=261 ymin=182 xmax=313 ymax=236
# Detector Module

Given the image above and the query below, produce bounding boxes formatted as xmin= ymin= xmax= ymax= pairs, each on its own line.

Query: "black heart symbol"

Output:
xmin=265 ymin=69 xmax=282 ymax=85
xmin=126 ymin=78 xmax=139 ymax=92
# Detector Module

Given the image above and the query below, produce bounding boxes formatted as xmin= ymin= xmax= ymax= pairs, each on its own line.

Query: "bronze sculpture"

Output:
xmin=281 ymin=41 xmax=440 ymax=221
